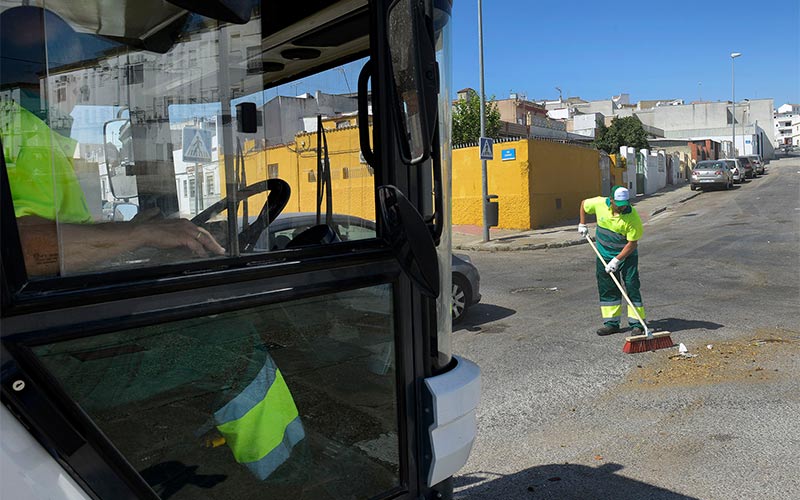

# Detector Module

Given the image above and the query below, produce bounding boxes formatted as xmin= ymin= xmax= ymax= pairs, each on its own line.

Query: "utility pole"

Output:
xmin=478 ymin=0 xmax=489 ymax=242
xmin=731 ymin=52 xmax=742 ymax=158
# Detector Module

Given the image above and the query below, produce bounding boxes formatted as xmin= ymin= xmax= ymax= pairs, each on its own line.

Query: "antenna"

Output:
xmin=555 ymin=86 xmax=562 ymax=101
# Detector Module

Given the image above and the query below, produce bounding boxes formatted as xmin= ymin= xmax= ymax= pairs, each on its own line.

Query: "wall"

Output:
xmin=451 ymin=138 xmax=601 ymax=229
xmin=452 ymin=139 xmax=532 ymax=229
xmin=653 ymin=144 xmax=693 ymax=180
xmin=599 ymin=153 xmax=611 ymax=197
xmin=528 ymin=140 xmax=601 ymax=228
xmin=638 ymin=149 xmax=667 ymax=195
xmin=226 ymin=121 xmax=376 ymax=223
xmin=572 ymin=113 xmax=602 ymax=138
xmin=608 ymin=154 xmax=627 ymax=189
xmin=621 ymin=146 xmax=637 ymax=192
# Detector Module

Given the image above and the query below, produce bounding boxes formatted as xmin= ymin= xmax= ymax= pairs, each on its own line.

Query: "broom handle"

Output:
xmin=585 ymin=234 xmax=650 ymax=336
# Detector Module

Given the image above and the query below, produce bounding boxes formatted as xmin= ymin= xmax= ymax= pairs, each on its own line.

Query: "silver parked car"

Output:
xmin=724 ymin=159 xmax=744 ymax=184
xmin=691 ymin=160 xmax=734 ymax=191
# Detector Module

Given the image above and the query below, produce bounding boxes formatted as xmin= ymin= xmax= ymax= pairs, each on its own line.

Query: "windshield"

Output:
xmin=1 ymin=1 xmax=376 ymax=277
xmin=696 ymin=161 xmax=726 ymax=170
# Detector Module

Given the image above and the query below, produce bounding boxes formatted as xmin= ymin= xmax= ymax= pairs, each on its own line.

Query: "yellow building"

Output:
xmin=221 ymin=118 xmax=376 ymax=223
xmin=220 ymin=122 xmax=600 ymax=232
xmin=452 ymin=139 xmax=601 ymax=229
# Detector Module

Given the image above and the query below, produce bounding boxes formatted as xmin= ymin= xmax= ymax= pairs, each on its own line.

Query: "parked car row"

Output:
xmin=690 ymin=155 xmax=766 ymax=191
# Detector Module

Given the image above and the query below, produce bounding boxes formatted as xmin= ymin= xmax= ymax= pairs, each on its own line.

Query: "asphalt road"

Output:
xmin=452 ymin=155 xmax=800 ymax=500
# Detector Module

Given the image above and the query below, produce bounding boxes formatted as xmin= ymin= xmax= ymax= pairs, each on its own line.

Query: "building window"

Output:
xmin=267 ymin=163 xmax=279 ymax=179
xmin=188 ymin=177 xmax=196 ymax=198
xmin=205 ymin=175 xmax=214 ymax=195
xmin=125 ymin=63 xmax=144 ymax=85
xmin=56 ymin=87 xmax=66 ymax=102
xmin=183 ymin=179 xmax=188 ymax=198
xmin=246 ymin=46 xmax=261 ymax=74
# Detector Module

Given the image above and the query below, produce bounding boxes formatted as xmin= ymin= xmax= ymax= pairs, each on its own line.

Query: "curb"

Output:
xmin=453 ymin=238 xmax=587 ymax=253
xmin=453 ymin=188 xmax=702 ymax=253
xmin=678 ymin=192 xmax=701 ymax=203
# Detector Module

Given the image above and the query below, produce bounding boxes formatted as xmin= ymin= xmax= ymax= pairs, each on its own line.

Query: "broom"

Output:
xmin=584 ymin=235 xmax=673 ymax=353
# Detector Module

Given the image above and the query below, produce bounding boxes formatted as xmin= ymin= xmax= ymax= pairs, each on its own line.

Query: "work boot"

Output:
xmin=596 ymin=325 xmax=621 ymax=336
xmin=630 ymin=325 xmax=645 ymax=336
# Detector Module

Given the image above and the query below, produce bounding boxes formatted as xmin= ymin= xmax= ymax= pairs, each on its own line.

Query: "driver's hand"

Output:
xmin=133 ymin=218 xmax=226 ymax=256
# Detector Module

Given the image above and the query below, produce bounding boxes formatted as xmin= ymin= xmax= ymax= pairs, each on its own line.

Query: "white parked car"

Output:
xmin=724 ymin=159 xmax=744 ymax=184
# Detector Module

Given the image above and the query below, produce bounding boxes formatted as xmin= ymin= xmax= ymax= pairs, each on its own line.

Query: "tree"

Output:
xmin=452 ymin=90 xmax=502 ymax=145
xmin=593 ymin=116 xmax=649 ymax=154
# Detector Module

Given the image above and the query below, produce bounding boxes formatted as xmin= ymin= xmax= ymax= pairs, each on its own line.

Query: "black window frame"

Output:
xmin=2 ymin=262 xmax=417 ymax=500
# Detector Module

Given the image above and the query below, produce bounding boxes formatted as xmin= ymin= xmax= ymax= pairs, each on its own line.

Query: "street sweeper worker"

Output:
xmin=578 ymin=186 xmax=646 ymax=336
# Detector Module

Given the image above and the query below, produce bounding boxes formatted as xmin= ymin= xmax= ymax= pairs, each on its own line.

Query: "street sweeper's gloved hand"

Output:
xmin=578 ymin=223 xmax=588 ymax=237
xmin=605 ymin=257 xmax=620 ymax=273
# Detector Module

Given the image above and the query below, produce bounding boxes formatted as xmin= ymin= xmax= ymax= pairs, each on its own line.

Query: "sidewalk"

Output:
xmin=453 ymin=181 xmax=700 ymax=252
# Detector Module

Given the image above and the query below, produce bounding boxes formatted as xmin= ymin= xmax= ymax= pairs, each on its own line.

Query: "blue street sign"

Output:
xmin=501 ymin=148 xmax=516 ymax=161
xmin=479 ymin=137 xmax=494 ymax=160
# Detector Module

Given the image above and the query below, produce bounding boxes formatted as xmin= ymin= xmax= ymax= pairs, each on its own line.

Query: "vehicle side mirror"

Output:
xmin=387 ymin=0 xmax=439 ymax=165
xmin=103 ymin=118 xmax=138 ymax=200
xmin=378 ymin=185 xmax=439 ymax=298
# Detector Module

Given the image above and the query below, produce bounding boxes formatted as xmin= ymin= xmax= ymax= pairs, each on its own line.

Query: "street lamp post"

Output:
xmin=731 ymin=52 xmax=741 ymax=158
xmin=478 ymin=0 xmax=489 ymax=242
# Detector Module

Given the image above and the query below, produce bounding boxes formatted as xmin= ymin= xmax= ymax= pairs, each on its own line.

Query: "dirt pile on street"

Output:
xmin=624 ymin=328 xmax=799 ymax=388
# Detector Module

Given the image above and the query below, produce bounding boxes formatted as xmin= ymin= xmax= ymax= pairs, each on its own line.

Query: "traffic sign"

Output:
xmin=479 ymin=137 xmax=494 ymax=160
xmin=183 ymin=127 xmax=213 ymax=162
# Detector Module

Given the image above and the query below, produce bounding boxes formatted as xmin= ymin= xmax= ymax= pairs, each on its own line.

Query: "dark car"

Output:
xmin=261 ymin=213 xmax=481 ymax=323
xmin=737 ymin=156 xmax=756 ymax=178
xmin=747 ymin=155 xmax=765 ymax=175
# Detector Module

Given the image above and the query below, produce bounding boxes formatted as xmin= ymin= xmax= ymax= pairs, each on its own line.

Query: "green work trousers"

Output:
xmin=595 ymin=253 xmax=646 ymax=328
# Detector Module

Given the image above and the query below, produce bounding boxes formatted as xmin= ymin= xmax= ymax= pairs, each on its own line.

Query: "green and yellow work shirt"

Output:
xmin=583 ymin=196 xmax=643 ymax=261
xmin=1 ymin=101 xmax=92 ymax=223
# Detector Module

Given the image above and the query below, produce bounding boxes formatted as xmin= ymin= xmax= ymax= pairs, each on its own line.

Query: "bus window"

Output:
xmin=1 ymin=2 xmax=375 ymax=278
xmin=31 ymin=284 xmax=399 ymax=499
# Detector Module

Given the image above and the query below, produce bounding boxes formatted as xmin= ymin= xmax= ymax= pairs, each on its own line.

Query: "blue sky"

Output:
xmin=451 ymin=0 xmax=800 ymax=106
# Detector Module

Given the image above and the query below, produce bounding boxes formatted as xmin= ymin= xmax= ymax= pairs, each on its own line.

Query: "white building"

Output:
xmin=635 ymin=99 xmax=775 ymax=159
xmin=774 ymin=103 xmax=800 ymax=147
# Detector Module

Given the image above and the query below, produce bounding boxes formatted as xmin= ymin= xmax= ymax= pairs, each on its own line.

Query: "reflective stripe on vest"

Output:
xmin=214 ymin=355 xmax=305 ymax=480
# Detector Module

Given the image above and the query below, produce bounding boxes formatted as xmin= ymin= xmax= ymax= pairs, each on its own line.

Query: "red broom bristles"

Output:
xmin=623 ymin=333 xmax=674 ymax=354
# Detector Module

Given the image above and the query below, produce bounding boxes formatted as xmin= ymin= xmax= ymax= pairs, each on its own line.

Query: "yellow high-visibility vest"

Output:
xmin=214 ymin=355 xmax=304 ymax=480
xmin=1 ymin=101 xmax=92 ymax=223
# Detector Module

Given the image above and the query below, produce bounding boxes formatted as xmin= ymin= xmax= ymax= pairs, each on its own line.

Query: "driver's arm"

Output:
xmin=17 ymin=215 xmax=225 ymax=276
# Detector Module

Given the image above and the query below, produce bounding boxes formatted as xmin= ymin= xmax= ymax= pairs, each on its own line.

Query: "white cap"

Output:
xmin=613 ymin=186 xmax=630 ymax=205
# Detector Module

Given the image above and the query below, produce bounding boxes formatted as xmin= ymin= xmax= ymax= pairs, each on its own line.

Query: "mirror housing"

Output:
xmin=388 ymin=0 xmax=439 ymax=165
xmin=378 ymin=185 xmax=439 ymax=297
